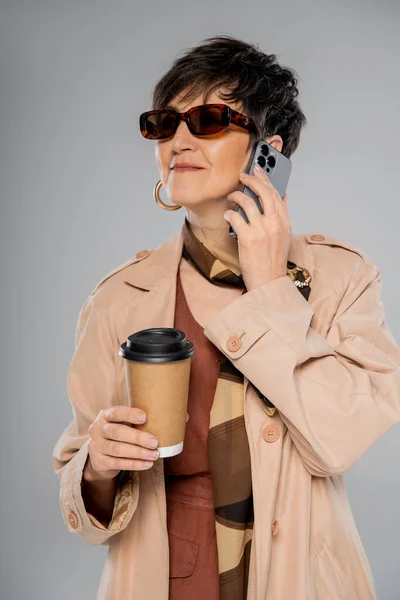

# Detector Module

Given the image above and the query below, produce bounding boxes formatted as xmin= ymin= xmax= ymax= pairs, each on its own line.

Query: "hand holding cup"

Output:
xmin=85 ymin=405 xmax=161 ymax=481
xmin=85 ymin=405 xmax=190 ymax=481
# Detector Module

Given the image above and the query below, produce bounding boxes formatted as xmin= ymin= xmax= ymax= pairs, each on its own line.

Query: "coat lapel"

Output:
xmin=120 ymin=229 xmax=185 ymax=334
xmin=123 ymin=228 xmax=184 ymax=292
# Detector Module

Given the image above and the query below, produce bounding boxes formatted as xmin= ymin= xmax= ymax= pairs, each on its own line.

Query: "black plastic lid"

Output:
xmin=119 ymin=327 xmax=195 ymax=364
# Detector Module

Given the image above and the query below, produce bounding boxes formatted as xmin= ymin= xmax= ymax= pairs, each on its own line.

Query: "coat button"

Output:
xmin=226 ymin=335 xmax=241 ymax=352
xmin=135 ymin=249 xmax=151 ymax=259
xmin=262 ymin=425 xmax=280 ymax=443
xmin=271 ymin=520 xmax=279 ymax=536
xmin=68 ymin=511 xmax=79 ymax=529
xmin=310 ymin=234 xmax=325 ymax=242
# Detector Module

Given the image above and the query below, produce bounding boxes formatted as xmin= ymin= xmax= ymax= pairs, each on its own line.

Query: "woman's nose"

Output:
xmin=170 ymin=121 xmax=197 ymax=152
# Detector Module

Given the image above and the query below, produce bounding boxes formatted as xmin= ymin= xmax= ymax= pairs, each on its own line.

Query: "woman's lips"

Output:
xmin=172 ymin=166 xmax=204 ymax=172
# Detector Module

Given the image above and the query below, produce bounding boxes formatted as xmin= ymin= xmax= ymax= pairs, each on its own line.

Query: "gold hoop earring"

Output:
xmin=153 ymin=180 xmax=182 ymax=211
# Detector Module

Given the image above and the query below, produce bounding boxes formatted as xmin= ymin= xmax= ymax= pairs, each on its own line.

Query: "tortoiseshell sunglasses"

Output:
xmin=139 ymin=103 xmax=257 ymax=140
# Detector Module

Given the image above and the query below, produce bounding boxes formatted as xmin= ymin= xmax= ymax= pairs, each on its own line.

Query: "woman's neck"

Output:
xmin=186 ymin=215 xmax=239 ymax=257
xmin=185 ymin=212 xmax=241 ymax=275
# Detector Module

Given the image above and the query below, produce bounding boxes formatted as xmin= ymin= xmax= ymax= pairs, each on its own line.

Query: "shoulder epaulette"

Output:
xmin=91 ymin=249 xmax=152 ymax=295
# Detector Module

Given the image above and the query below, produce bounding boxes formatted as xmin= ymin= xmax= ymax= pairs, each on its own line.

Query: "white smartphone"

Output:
xmin=229 ymin=140 xmax=292 ymax=238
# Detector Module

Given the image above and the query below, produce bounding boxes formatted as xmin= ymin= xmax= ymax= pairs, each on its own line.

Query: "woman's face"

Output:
xmin=154 ymin=87 xmax=283 ymax=214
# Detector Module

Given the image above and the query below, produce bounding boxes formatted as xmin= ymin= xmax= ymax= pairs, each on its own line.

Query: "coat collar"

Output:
xmin=122 ymin=222 xmax=311 ymax=292
xmin=123 ymin=227 xmax=184 ymax=291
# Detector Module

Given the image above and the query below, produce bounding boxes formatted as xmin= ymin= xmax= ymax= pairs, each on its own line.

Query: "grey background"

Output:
xmin=1 ymin=1 xmax=399 ymax=598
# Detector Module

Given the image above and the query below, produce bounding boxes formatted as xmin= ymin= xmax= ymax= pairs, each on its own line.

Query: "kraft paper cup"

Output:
xmin=119 ymin=328 xmax=195 ymax=458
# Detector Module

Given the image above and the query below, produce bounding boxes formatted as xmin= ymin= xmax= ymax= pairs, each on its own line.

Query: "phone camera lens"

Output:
xmin=267 ymin=156 xmax=276 ymax=168
xmin=261 ymin=144 xmax=269 ymax=156
xmin=257 ymin=155 xmax=266 ymax=168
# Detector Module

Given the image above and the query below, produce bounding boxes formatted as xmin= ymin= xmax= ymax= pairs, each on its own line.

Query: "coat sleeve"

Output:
xmin=203 ymin=255 xmax=400 ymax=476
xmin=52 ymin=292 xmax=139 ymax=545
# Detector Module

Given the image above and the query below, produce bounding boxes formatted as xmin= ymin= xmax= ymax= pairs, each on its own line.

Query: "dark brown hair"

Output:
xmin=151 ymin=35 xmax=307 ymax=158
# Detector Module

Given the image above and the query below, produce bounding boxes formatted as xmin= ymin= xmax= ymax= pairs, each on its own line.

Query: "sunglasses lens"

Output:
xmin=141 ymin=111 xmax=179 ymax=139
xmin=190 ymin=106 xmax=227 ymax=135
xmin=140 ymin=105 xmax=232 ymax=139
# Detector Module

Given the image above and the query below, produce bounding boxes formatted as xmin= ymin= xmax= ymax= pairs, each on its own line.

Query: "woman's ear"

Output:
xmin=265 ymin=134 xmax=283 ymax=153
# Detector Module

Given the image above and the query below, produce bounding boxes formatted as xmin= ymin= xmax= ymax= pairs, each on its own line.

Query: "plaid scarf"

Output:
xmin=182 ymin=218 xmax=311 ymax=600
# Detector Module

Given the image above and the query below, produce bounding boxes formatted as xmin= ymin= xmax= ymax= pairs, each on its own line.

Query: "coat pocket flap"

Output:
xmin=168 ymin=533 xmax=199 ymax=578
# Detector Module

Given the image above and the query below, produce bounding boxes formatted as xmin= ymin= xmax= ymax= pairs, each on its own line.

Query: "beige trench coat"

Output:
xmin=52 ymin=224 xmax=400 ymax=600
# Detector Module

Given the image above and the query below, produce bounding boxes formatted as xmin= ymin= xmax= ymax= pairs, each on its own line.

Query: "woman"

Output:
xmin=52 ymin=36 xmax=400 ymax=600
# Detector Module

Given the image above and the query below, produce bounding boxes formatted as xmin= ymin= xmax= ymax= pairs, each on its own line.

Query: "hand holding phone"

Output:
xmin=229 ymin=140 xmax=292 ymax=239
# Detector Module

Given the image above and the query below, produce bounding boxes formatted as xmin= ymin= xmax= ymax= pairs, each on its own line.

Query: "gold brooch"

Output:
xmin=286 ymin=265 xmax=312 ymax=288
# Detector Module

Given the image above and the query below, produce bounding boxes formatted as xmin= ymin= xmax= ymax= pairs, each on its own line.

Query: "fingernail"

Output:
xmin=254 ymin=164 xmax=262 ymax=173
xmin=149 ymin=437 xmax=158 ymax=449
xmin=223 ymin=212 xmax=230 ymax=221
xmin=150 ymin=450 xmax=160 ymax=459
xmin=137 ymin=412 xmax=146 ymax=422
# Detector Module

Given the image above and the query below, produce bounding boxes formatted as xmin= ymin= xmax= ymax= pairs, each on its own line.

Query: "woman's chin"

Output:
xmin=167 ymin=195 xmax=210 ymax=209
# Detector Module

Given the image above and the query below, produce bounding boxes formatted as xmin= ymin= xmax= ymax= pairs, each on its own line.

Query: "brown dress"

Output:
xmin=164 ymin=269 xmax=222 ymax=599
